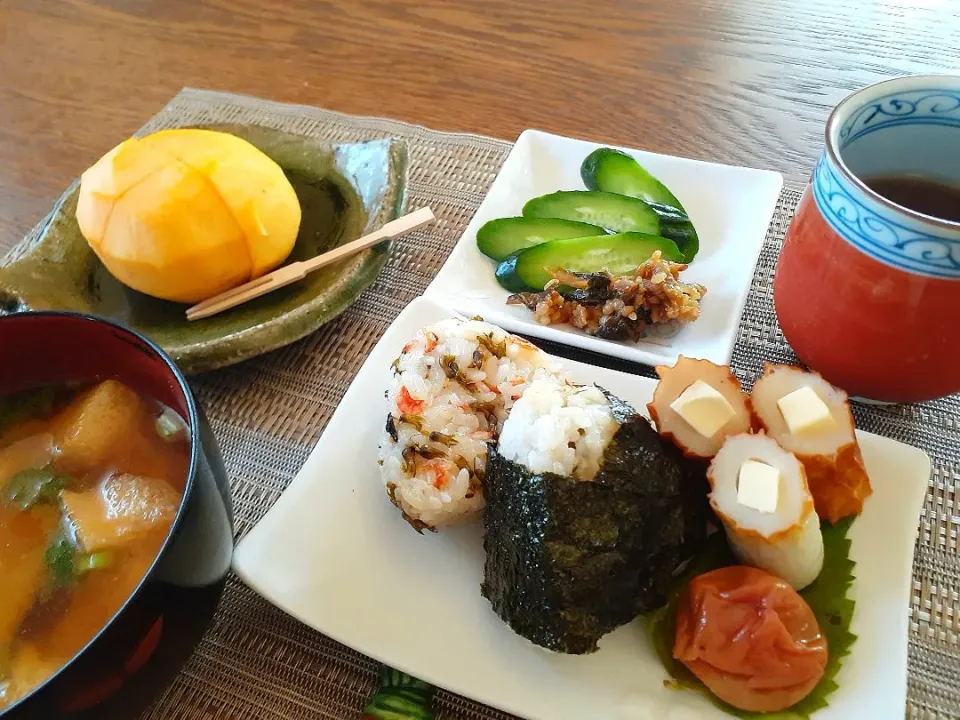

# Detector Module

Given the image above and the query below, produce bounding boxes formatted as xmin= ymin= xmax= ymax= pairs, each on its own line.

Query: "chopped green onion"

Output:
xmin=4 ymin=466 xmax=69 ymax=510
xmin=75 ymin=550 xmax=115 ymax=574
xmin=155 ymin=407 xmax=186 ymax=442
xmin=45 ymin=533 xmax=78 ymax=588
xmin=43 ymin=536 xmax=113 ymax=590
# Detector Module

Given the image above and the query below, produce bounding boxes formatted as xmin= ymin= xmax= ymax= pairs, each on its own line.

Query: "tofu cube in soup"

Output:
xmin=0 ymin=433 xmax=56 ymax=487
xmin=52 ymin=380 xmax=147 ymax=475
xmin=62 ymin=474 xmax=181 ymax=553
xmin=0 ymin=507 xmax=50 ymax=644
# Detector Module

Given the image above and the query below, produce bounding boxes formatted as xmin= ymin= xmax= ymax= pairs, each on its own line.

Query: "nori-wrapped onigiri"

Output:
xmin=481 ymin=376 xmax=709 ymax=654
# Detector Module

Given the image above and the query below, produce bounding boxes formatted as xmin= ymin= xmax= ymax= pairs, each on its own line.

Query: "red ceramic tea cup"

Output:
xmin=774 ymin=75 xmax=960 ymax=403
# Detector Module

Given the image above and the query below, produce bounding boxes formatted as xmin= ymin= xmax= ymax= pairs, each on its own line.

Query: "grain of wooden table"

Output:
xmin=0 ymin=0 xmax=957 ymax=253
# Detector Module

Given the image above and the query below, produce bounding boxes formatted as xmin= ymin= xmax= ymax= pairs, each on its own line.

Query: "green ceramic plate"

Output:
xmin=0 ymin=124 xmax=408 ymax=374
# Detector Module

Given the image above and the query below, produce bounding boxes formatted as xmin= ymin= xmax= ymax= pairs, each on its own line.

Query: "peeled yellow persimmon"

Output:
xmin=76 ymin=129 xmax=301 ymax=303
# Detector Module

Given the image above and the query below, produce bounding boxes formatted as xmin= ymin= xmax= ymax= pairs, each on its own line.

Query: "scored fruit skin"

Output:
xmin=76 ymin=129 xmax=301 ymax=304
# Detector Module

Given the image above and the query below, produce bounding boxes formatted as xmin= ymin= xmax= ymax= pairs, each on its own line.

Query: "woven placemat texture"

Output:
xmin=7 ymin=88 xmax=959 ymax=719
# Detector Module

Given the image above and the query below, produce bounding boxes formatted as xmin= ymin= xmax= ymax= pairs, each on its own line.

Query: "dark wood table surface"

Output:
xmin=0 ymin=0 xmax=957 ymax=252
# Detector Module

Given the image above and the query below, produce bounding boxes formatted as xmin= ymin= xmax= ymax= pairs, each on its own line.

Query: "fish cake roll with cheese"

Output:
xmin=750 ymin=363 xmax=871 ymax=524
xmin=708 ymin=434 xmax=824 ymax=590
xmin=647 ymin=356 xmax=754 ymax=458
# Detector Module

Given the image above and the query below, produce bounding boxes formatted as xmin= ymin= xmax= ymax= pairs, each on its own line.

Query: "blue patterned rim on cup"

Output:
xmin=813 ymin=75 xmax=960 ymax=280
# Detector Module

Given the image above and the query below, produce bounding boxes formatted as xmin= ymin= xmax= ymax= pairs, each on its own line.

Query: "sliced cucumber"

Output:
xmin=580 ymin=148 xmax=700 ymax=262
xmin=476 ymin=217 xmax=604 ymax=261
xmin=657 ymin=215 xmax=699 ymax=262
xmin=581 ymin=148 xmax=683 ymax=208
xmin=495 ymin=233 xmax=683 ymax=292
xmin=363 ymin=690 xmax=434 ymax=720
xmin=522 ymin=191 xmax=660 ymax=236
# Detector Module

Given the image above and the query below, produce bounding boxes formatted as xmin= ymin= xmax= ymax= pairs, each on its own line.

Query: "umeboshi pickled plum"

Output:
xmin=673 ymin=566 xmax=828 ymax=713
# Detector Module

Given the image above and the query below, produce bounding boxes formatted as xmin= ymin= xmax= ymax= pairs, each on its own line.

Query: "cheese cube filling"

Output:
xmin=669 ymin=380 xmax=737 ymax=439
xmin=737 ymin=459 xmax=780 ymax=513
xmin=776 ymin=386 xmax=837 ymax=437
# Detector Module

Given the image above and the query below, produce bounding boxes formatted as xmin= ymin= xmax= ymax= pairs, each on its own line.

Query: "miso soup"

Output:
xmin=0 ymin=379 xmax=189 ymax=708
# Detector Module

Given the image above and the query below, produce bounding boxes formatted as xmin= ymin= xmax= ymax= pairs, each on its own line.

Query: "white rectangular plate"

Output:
xmin=233 ymin=296 xmax=928 ymax=720
xmin=425 ymin=129 xmax=783 ymax=367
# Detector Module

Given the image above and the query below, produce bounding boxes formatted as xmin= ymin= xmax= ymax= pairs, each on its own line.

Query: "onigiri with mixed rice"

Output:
xmin=378 ymin=317 xmax=563 ymax=531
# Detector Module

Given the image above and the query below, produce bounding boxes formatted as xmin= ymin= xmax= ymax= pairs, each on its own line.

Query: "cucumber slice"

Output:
xmin=495 ymin=232 xmax=683 ymax=292
xmin=657 ymin=215 xmax=699 ymax=262
xmin=522 ymin=191 xmax=660 ymax=236
xmin=476 ymin=217 xmax=604 ymax=261
xmin=581 ymin=148 xmax=683 ymax=208
xmin=581 ymin=148 xmax=700 ymax=262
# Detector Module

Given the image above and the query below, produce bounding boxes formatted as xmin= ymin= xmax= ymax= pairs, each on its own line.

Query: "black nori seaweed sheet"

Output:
xmin=481 ymin=392 xmax=710 ymax=654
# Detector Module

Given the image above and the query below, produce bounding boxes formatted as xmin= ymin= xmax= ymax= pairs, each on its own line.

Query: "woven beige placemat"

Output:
xmin=7 ymin=88 xmax=959 ymax=719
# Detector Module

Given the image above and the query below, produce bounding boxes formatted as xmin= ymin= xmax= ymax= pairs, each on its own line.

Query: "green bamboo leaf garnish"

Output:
xmin=646 ymin=518 xmax=857 ymax=719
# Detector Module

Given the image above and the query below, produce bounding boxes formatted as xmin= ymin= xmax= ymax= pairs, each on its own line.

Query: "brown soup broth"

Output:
xmin=861 ymin=173 xmax=960 ymax=223
xmin=0 ymin=380 xmax=190 ymax=709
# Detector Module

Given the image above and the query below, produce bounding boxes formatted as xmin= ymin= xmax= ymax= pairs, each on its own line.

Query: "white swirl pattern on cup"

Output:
xmin=839 ymin=89 xmax=960 ymax=146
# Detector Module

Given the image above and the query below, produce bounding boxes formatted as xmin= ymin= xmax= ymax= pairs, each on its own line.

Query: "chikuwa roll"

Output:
xmin=750 ymin=363 xmax=871 ymax=524
xmin=647 ymin=355 xmax=754 ymax=459
xmin=482 ymin=376 xmax=708 ymax=654
xmin=708 ymin=433 xmax=824 ymax=590
xmin=378 ymin=318 xmax=562 ymax=532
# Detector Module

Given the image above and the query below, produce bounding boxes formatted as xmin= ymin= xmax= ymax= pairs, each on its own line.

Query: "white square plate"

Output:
xmin=233 ymin=296 xmax=928 ymax=720
xmin=425 ymin=129 xmax=783 ymax=367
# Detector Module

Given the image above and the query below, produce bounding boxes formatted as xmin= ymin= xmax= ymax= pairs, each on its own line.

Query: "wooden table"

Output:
xmin=0 ymin=0 xmax=957 ymax=252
